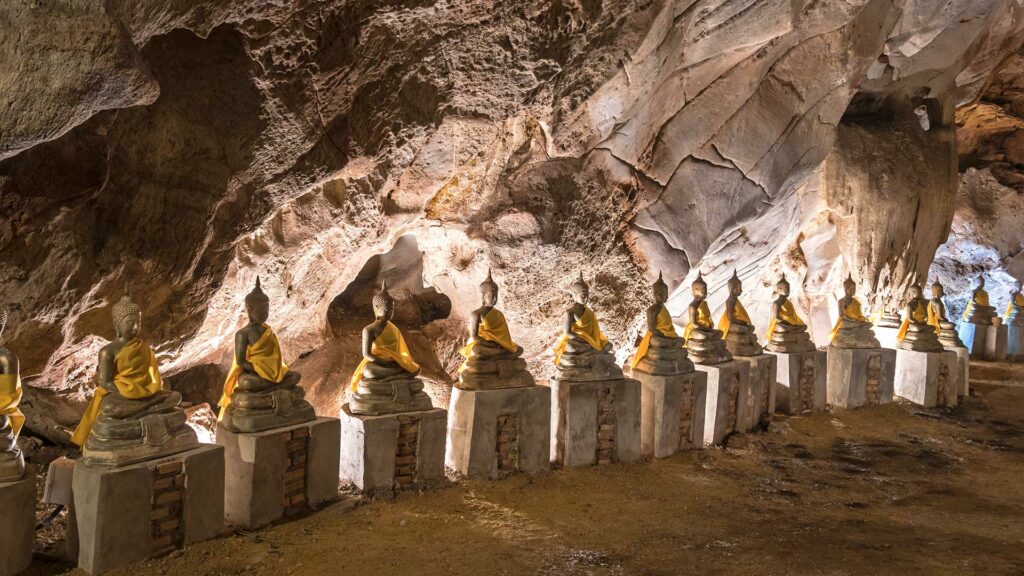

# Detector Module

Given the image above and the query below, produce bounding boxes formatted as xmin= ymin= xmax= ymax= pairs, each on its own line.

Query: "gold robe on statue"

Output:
xmin=0 ymin=373 xmax=24 ymax=439
xmin=631 ymin=305 xmax=680 ymax=369
xmin=350 ymin=321 xmax=420 ymax=392
xmin=1004 ymin=293 xmax=1024 ymax=319
xmin=830 ymin=299 xmax=869 ymax=343
xmin=683 ymin=300 xmax=715 ymax=341
xmin=927 ymin=301 xmax=943 ymax=334
xmin=765 ymin=300 xmax=804 ymax=341
xmin=897 ymin=301 xmax=929 ymax=342
xmin=218 ymin=324 xmax=289 ymax=420
xmin=71 ymin=339 xmax=163 ymax=447
xmin=459 ymin=308 xmax=519 ymax=373
xmin=717 ymin=300 xmax=751 ymax=336
xmin=553 ymin=307 xmax=609 ymax=366
xmin=962 ymin=289 xmax=990 ymax=321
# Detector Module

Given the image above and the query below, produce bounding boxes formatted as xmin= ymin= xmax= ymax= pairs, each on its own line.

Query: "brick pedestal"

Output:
xmin=694 ymin=360 xmax=750 ymax=446
xmin=339 ymin=406 xmax=446 ymax=496
xmin=770 ymin=350 xmax=826 ymax=415
xmin=734 ymin=354 xmax=777 ymax=429
xmin=895 ymin=349 xmax=958 ymax=408
xmin=550 ymin=378 xmax=641 ymax=468
xmin=630 ymin=370 xmax=707 ymax=459
xmin=217 ymin=417 xmax=339 ymax=529
xmin=446 ymin=385 xmax=550 ymax=478
xmin=827 ymin=347 xmax=895 ymax=409
xmin=958 ymin=322 xmax=988 ymax=358
xmin=72 ymin=444 xmax=224 ymax=575
xmin=0 ymin=467 xmax=34 ymax=576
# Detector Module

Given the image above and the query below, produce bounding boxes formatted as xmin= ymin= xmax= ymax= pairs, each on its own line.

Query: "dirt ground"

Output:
xmin=23 ymin=361 xmax=1024 ymax=576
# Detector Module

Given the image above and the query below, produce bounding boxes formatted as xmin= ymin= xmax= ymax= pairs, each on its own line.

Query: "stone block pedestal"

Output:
xmin=735 ymin=354 xmax=777 ymax=429
xmin=72 ymin=444 xmax=224 ymax=575
xmin=217 ymin=417 xmax=339 ymax=529
xmin=340 ymin=406 xmax=446 ymax=496
xmin=894 ymin=349 xmax=957 ymax=408
xmin=958 ymin=322 xmax=988 ymax=357
xmin=949 ymin=347 xmax=970 ymax=397
xmin=1008 ymin=325 xmax=1024 ymax=362
xmin=550 ymin=378 xmax=641 ymax=468
xmin=630 ymin=370 xmax=707 ymax=459
xmin=694 ymin=360 xmax=750 ymax=446
xmin=446 ymin=386 xmax=550 ymax=478
xmin=771 ymin=350 xmax=827 ymax=415
xmin=0 ymin=467 xmax=35 ymax=576
xmin=986 ymin=324 xmax=1008 ymax=361
xmin=827 ymin=347 xmax=895 ymax=409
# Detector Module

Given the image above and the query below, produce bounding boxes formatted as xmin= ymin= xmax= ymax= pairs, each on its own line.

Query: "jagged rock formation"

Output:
xmin=0 ymin=0 xmax=1022 ymax=443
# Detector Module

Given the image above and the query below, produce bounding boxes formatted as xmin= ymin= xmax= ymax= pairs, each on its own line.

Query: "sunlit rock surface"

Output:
xmin=1 ymin=0 xmax=1022 ymax=442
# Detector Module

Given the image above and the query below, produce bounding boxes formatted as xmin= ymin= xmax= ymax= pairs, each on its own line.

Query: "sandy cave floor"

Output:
xmin=22 ymin=361 xmax=1024 ymax=576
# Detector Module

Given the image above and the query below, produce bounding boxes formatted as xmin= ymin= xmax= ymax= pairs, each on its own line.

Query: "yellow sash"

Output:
xmin=71 ymin=339 xmax=162 ymax=447
xmin=764 ymin=300 xmax=804 ymax=340
xmin=897 ymin=301 xmax=928 ymax=342
xmin=0 ymin=374 xmax=24 ymax=439
xmin=631 ymin=306 xmax=679 ymax=369
xmin=830 ymin=299 xmax=869 ymax=344
xmin=553 ymin=307 xmax=609 ymax=366
xmin=1004 ymin=292 xmax=1024 ymax=319
xmin=962 ymin=289 xmax=990 ymax=320
xmin=683 ymin=300 xmax=714 ymax=341
xmin=459 ymin=308 xmax=519 ymax=373
xmin=350 ymin=322 xmax=420 ymax=392
xmin=218 ymin=325 xmax=289 ymax=420
xmin=716 ymin=299 xmax=751 ymax=336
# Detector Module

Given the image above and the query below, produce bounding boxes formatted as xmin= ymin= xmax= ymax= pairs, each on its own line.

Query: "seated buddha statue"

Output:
xmin=70 ymin=287 xmax=198 ymax=467
xmin=218 ymin=278 xmax=315 ymax=433
xmin=552 ymin=273 xmax=624 ymax=381
xmin=829 ymin=274 xmax=880 ymax=349
xmin=718 ymin=270 xmax=763 ymax=357
xmin=764 ymin=275 xmax=815 ymax=353
xmin=928 ymin=281 xmax=965 ymax=348
xmin=457 ymin=270 xmax=534 ymax=390
xmin=348 ymin=280 xmax=432 ymax=415
xmin=962 ymin=274 xmax=996 ymax=325
xmin=0 ymin=308 xmax=26 ymax=482
xmin=627 ymin=272 xmax=693 ymax=376
xmin=683 ymin=272 xmax=731 ymax=365
xmin=1004 ymin=279 xmax=1024 ymax=327
xmin=897 ymin=283 xmax=944 ymax=352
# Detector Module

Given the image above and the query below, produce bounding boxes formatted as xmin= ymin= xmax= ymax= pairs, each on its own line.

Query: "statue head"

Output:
xmin=569 ymin=272 xmax=589 ymax=304
xmin=727 ymin=270 xmax=742 ymax=296
xmin=372 ymin=279 xmax=395 ymax=320
xmin=843 ymin=273 xmax=856 ymax=298
xmin=652 ymin=271 xmax=668 ymax=305
xmin=930 ymin=280 xmax=944 ymax=298
xmin=775 ymin=275 xmax=791 ymax=298
xmin=692 ymin=271 xmax=707 ymax=300
xmin=244 ymin=276 xmax=271 ymax=325
xmin=909 ymin=283 xmax=923 ymax=299
xmin=111 ymin=284 xmax=142 ymax=340
xmin=480 ymin=269 xmax=499 ymax=307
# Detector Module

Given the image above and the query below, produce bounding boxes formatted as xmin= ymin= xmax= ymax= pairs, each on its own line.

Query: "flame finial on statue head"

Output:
xmin=843 ymin=273 xmax=856 ymax=291
xmin=653 ymin=270 xmax=668 ymax=292
xmin=245 ymin=276 xmax=270 ymax=307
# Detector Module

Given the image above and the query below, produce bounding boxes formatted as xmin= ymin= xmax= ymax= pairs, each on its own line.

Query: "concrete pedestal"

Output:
xmin=217 ymin=417 xmax=339 ymax=528
xmin=72 ymin=444 xmax=224 ymax=575
xmin=771 ymin=350 xmax=827 ymax=415
xmin=0 ymin=467 xmax=35 ymax=576
xmin=894 ymin=349 xmax=958 ymax=408
xmin=735 ymin=354 xmax=777 ymax=429
xmin=958 ymin=322 xmax=988 ymax=357
xmin=632 ymin=371 xmax=707 ymax=459
xmin=875 ymin=326 xmax=900 ymax=351
xmin=948 ymin=347 xmax=970 ymax=397
xmin=694 ymin=360 xmax=750 ymax=446
xmin=339 ymin=406 xmax=446 ymax=496
xmin=446 ymin=386 xmax=550 ymax=478
xmin=986 ymin=324 xmax=1008 ymax=361
xmin=827 ymin=347 xmax=896 ymax=409
xmin=1008 ymin=325 xmax=1024 ymax=362
xmin=550 ymin=378 xmax=641 ymax=468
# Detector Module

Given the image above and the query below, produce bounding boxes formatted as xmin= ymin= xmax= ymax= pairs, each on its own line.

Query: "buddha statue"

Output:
xmin=928 ymin=281 xmax=965 ymax=348
xmin=764 ymin=275 xmax=815 ymax=353
xmin=683 ymin=272 xmax=731 ymax=365
xmin=0 ymin=308 xmax=26 ymax=482
xmin=876 ymin=307 xmax=903 ymax=330
xmin=457 ymin=270 xmax=534 ymax=390
xmin=348 ymin=280 xmax=432 ymax=415
xmin=70 ymin=287 xmax=198 ymax=467
xmin=896 ymin=283 xmax=944 ymax=352
xmin=552 ymin=273 xmax=624 ymax=381
xmin=218 ymin=278 xmax=315 ymax=433
xmin=962 ymin=274 xmax=996 ymax=324
xmin=829 ymin=274 xmax=880 ymax=349
xmin=717 ymin=270 xmax=763 ymax=357
xmin=627 ymin=272 xmax=693 ymax=375
xmin=1003 ymin=279 xmax=1024 ymax=327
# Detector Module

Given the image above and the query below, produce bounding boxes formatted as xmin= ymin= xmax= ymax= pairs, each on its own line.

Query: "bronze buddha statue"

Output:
xmin=457 ymin=270 xmax=534 ymax=390
xmin=552 ymin=273 xmax=624 ymax=381
xmin=829 ymin=274 xmax=880 ymax=349
xmin=718 ymin=270 xmax=762 ymax=357
xmin=765 ymin=276 xmax=815 ymax=353
xmin=683 ymin=272 xmax=731 ymax=365
xmin=928 ymin=281 xmax=964 ymax=348
xmin=627 ymin=272 xmax=693 ymax=376
xmin=896 ymin=283 xmax=944 ymax=352
xmin=0 ymin=308 xmax=25 ymax=482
